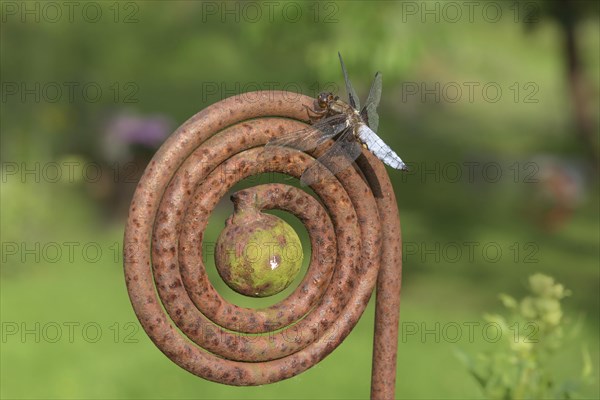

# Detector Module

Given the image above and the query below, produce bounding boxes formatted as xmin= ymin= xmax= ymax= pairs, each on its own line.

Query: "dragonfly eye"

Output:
xmin=317 ymin=92 xmax=330 ymax=109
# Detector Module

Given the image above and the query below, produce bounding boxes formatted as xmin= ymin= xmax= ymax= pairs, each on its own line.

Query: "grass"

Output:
xmin=1 ymin=200 xmax=598 ymax=399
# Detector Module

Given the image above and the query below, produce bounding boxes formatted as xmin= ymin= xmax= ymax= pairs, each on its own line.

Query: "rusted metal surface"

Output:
xmin=357 ymin=153 xmax=404 ymax=400
xmin=123 ymin=91 xmax=402 ymax=398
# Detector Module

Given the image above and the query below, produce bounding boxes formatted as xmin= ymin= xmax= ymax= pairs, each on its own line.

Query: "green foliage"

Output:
xmin=2 ymin=2 xmax=598 ymax=398
xmin=456 ymin=274 xmax=593 ymax=399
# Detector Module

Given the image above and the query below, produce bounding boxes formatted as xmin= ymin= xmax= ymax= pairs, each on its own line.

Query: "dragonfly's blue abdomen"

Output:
xmin=357 ymin=124 xmax=406 ymax=170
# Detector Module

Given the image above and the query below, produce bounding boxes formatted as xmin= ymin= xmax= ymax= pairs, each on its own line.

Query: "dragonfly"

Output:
xmin=265 ymin=52 xmax=407 ymax=186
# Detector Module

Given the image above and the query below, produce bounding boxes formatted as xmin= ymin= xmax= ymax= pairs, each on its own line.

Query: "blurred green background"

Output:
xmin=1 ymin=1 xmax=599 ymax=399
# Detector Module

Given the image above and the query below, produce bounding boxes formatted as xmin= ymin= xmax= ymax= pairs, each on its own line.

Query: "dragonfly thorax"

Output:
xmin=317 ymin=92 xmax=362 ymax=122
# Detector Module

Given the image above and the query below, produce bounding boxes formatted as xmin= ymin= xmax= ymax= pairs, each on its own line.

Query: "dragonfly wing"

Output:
xmin=300 ymin=128 xmax=362 ymax=186
xmin=360 ymin=72 xmax=382 ymax=133
xmin=265 ymin=114 xmax=348 ymax=152
xmin=361 ymin=103 xmax=379 ymax=133
xmin=338 ymin=52 xmax=360 ymax=110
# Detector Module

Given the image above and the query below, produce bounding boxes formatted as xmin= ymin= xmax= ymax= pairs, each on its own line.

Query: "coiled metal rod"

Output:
xmin=124 ymin=91 xmax=402 ymax=399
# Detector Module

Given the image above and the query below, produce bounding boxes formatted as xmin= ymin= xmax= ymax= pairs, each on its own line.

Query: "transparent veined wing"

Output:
xmin=300 ymin=127 xmax=363 ymax=186
xmin=264 ymin=114 xmax=348 ymax=152
xmin=360 ymin=71 xmax=382 ymax=133
xmin=338 ymin=52 xmax=360 ymax=110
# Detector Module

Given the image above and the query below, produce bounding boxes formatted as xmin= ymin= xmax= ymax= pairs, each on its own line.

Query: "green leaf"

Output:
xmin=499 ymin=293 xmax=518 ymax=309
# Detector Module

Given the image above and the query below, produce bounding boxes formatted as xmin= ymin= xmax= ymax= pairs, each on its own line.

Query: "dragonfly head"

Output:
xmin=317 ymin=92 xmax=336 ymax=110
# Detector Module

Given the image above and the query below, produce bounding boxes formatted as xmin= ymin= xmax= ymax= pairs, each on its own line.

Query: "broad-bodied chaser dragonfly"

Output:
xmin=265 ymin=52 xmax=407 ymax=186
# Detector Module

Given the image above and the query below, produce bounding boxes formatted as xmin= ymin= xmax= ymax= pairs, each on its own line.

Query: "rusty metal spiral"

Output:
xmin=124 ymin=91 xmax=402 ymax=399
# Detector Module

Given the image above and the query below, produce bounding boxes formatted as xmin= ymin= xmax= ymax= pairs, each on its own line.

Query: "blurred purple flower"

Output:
xmin=103 ymin=112 xmax=173 ymax=162
xmin=108 ymin=113 xmax=172 ymax=147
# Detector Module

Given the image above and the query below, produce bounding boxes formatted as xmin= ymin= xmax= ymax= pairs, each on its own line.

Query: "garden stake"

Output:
xmin=124 ymin=91 xmax=403 ymax=399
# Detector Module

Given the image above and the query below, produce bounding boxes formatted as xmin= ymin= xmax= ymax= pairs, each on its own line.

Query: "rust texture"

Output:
xmin=123 ymin=91 xmax=403 ymax=398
